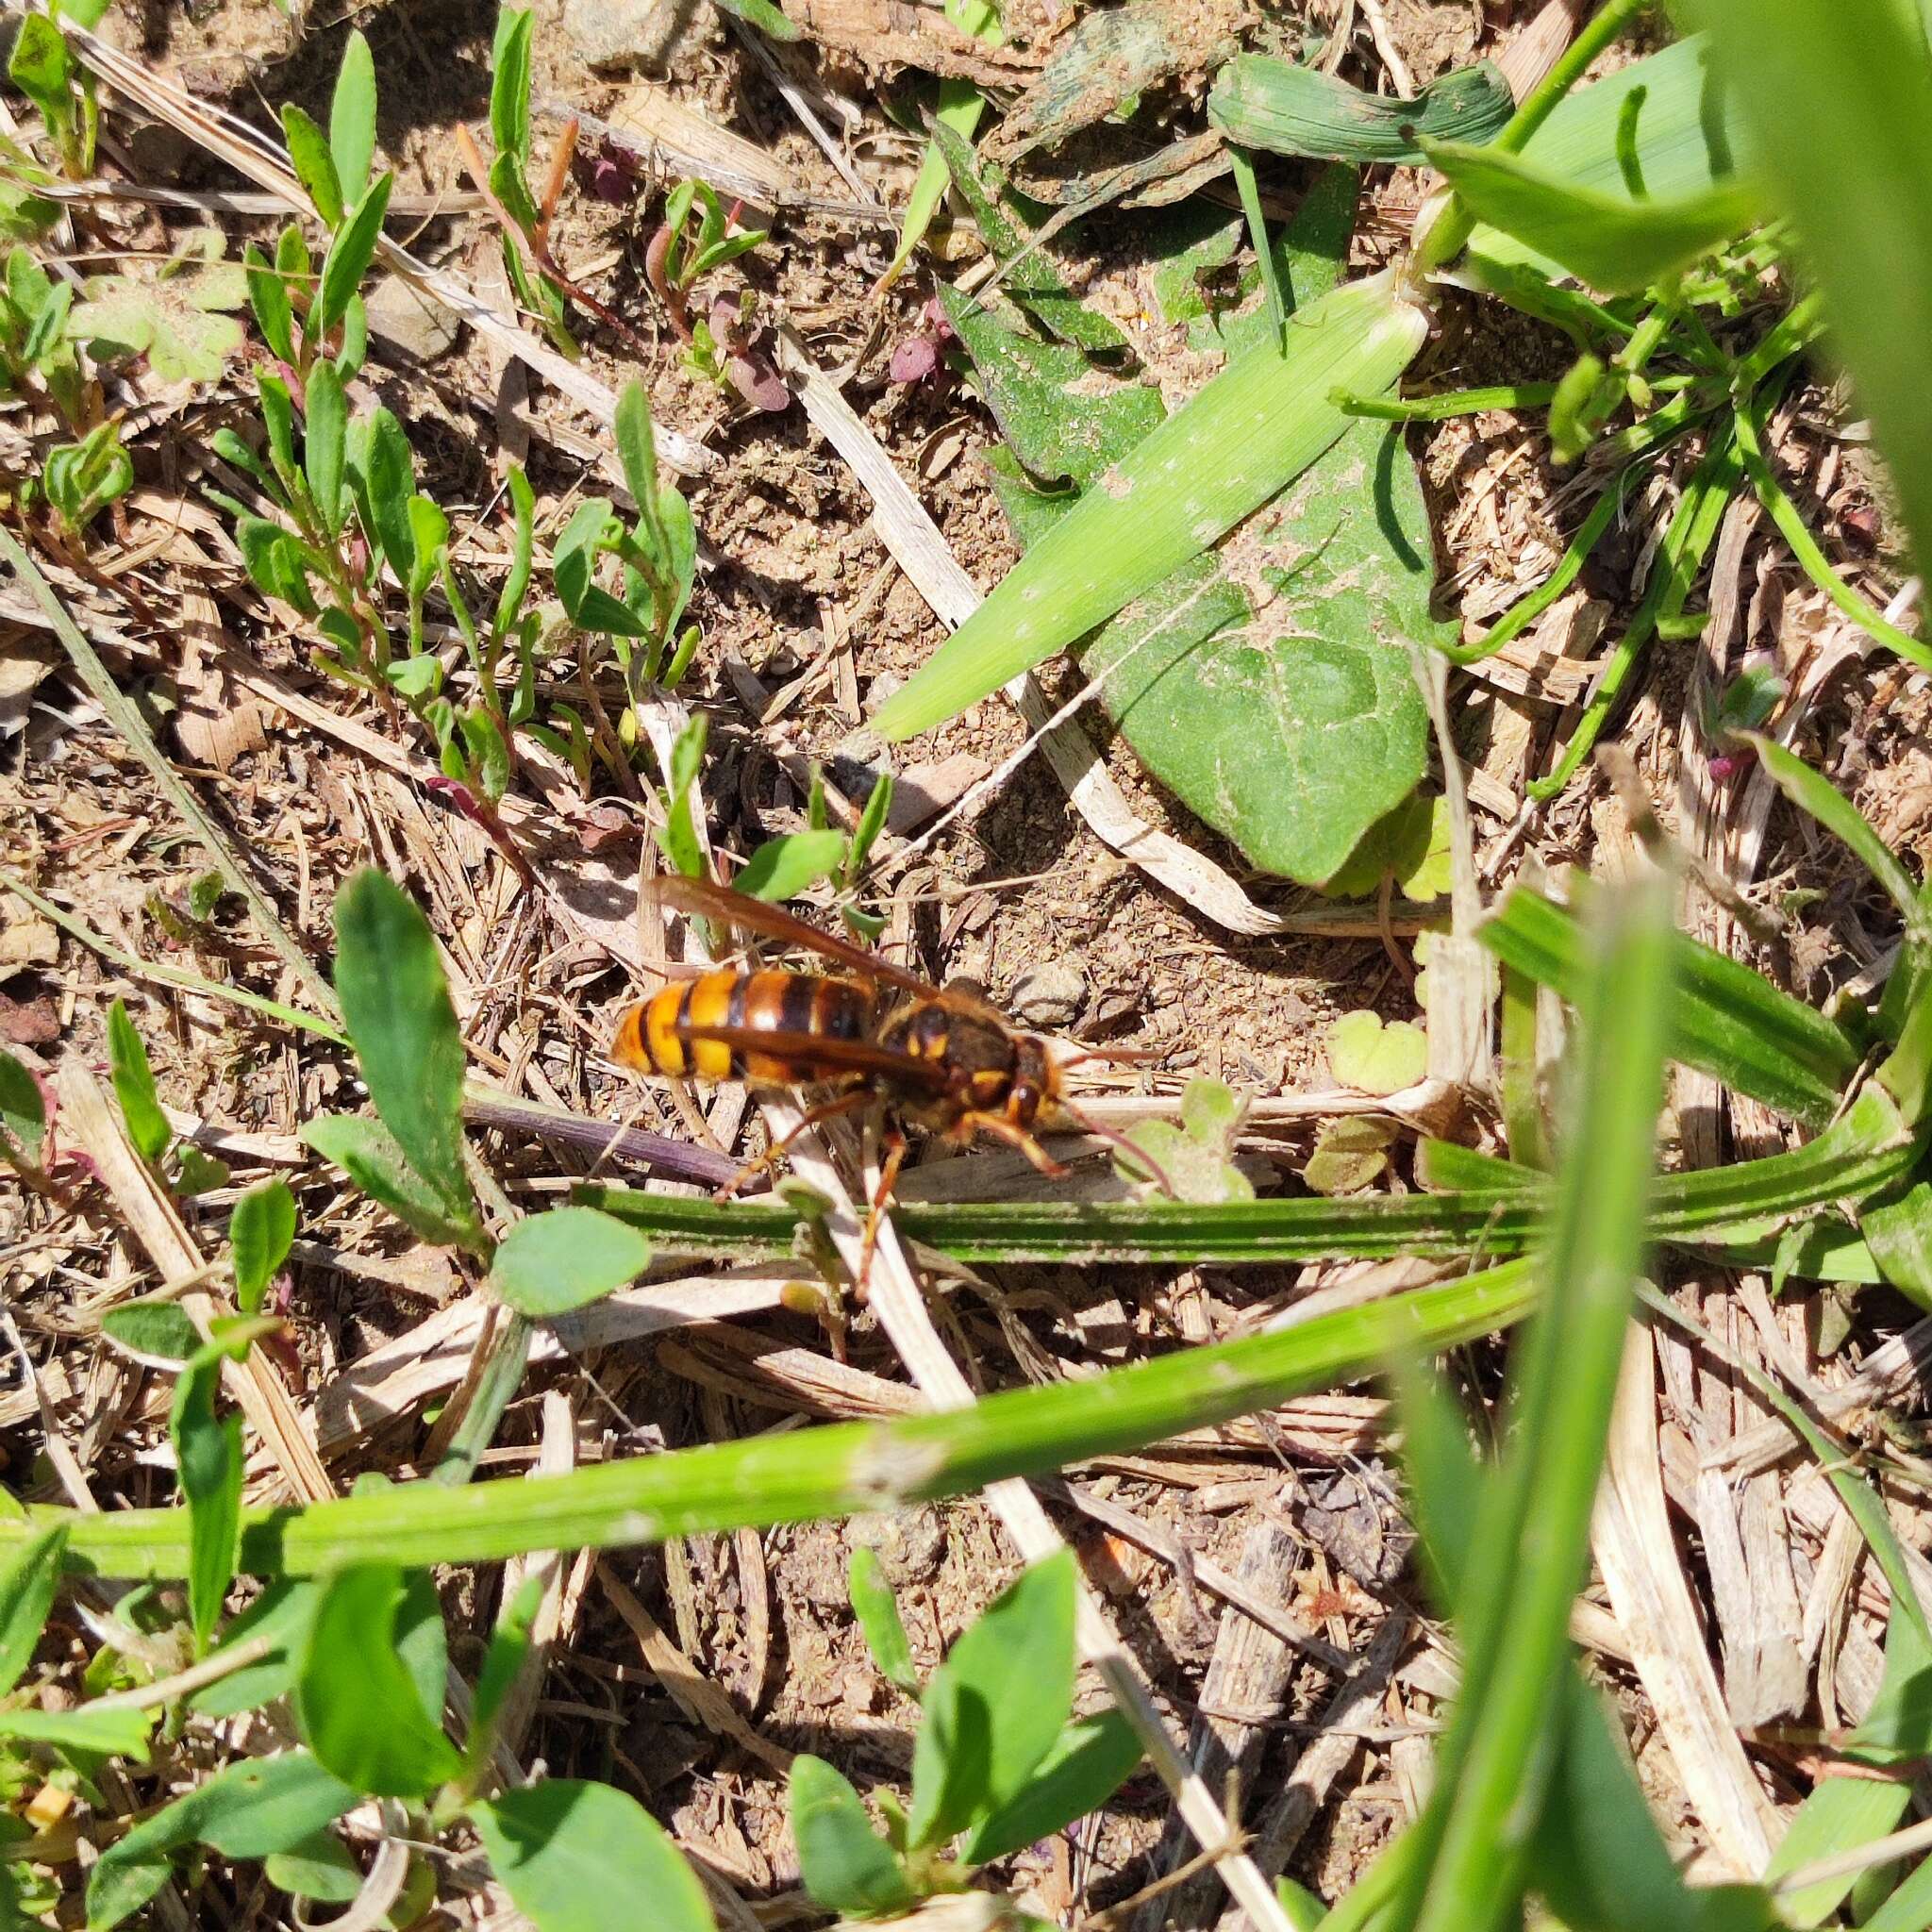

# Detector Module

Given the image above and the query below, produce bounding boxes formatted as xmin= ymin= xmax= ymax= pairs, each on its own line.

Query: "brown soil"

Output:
xmin=4 ymin=0 xmax=1928 ymax=1924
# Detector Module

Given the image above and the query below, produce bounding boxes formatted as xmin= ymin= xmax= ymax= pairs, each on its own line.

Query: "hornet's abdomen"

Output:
xmin=613 ymin=971 xmax=874 ymax=1085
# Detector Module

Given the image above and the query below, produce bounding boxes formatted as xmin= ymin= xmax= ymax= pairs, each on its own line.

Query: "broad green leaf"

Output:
xmin=0 ymin=1525 xmax=66 ymax=1696
xmin=1327 ymin=1010 xmax=1428 ymax=1095
xmin=329 ymin=869 xmax=475 ymax=1234
xmin=172 ymin=1333 xmax=254 ymax=1653
xmin=7 ymin=18 xmax=74 ymax=154
xmin=554 ymin=501 xmax=650 ymax=638
xmin=393 ymin=1564 xmax=450 ymax=1734
xmin=1324 ymin=792 xmax=1453 ymax=901
xmin=281 ymin=104 xmax=344 ymax=227
xmin=408 ymin=492 xmax=450 ymax=602
xmin=314 ymin=173 xmax=392 ymax=338
xmin=931 ymin=120 xmax=1125 ymax=354
xmin=86 ymin=1751 xmax=357 ymax=1932
xmin=940 ymin=287 xmax=1164 ymax=489
xmin=489 ymin=1207 xmax=652 ymax=1317
xmin=189 ymin=1576 xmax=322 ymax=1718
xmin=0 ymin=1705 xmax=153 ymax=1757
xmin=327 ymin=30 xmax=377 ymax=205
xmin=301 ymin=1112 xmax=483 ymax=1252
xmin=1464 ymin=36 xmax=1755 ymax=283
xmin=1681 ymin=0 xmax=1932 ymax=579
xmin=847 ymin=1548 xmax=919 ymax=1698
xmin=1424 ymin=135 xmax=1762 ymax=294
xmin=1211 ymin=57 xmax=1514 ymax=163
xmin=264 ymin=1829 xmax=361 ymax=1905
xmin=959 ymin=1709 xmax=1142 ymax=1865
xmin=735 ymin=831 xmax=851 ymax=904
xmin=789 ymin=1756 xmax=916 ymax=1916
xmin=244 ymin=242 xmax=296 ymax=361
xmin=69 ymin=226 xmax=247 ymax=385
xmin=100 ymin=1302 xmax=198 ymax=1364
xmin=472 ymin=1780 xmax=717 ymax=1932
xmin=908 ymin=1549 xmax=1076 ymax=1851
xmin=874 ymin=268 xmax=1428 ymax=741
xmin=0 ymin=1047 xmax=46 ymax=1167
xmin=230 ymin=1177 xmax=296 ymax=1313
xmin=293 ymin=1564 xmax=461 ymax=1798
xmin=107 ymin=998 xmax=170 ymax=1163
xmin=303 ymin=359 xmax=348 ymax=539
xmin=1080 ymin=416 xmax=1436 ymax=882
xmin=458 ymin=702 xmax=510 ymax=803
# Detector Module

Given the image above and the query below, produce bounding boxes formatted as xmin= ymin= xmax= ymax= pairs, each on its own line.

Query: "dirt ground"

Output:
xmin=5 ymin=0 xmax=1931 ymax=1924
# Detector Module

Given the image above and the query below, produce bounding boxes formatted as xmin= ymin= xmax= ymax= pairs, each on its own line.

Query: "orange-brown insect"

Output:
xmin=612 ymin=876 xmax=1161 ymax=1248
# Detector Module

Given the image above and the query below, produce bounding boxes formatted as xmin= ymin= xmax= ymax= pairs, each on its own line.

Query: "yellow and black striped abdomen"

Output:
xmin=613 ymin=971 xmax=875 ymax=1086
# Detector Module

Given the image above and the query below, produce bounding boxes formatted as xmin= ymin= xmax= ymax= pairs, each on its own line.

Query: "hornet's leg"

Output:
xmin=958 ymin=1111 xmax=1071 ymax=1179
xmin=715 ymin=1090 xmax=873 ymax=1201
xmin=856 ymin=1125 xmax=909 ymax=1304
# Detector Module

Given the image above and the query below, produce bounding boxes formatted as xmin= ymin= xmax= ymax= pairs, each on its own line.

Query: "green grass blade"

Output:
xmin=1681 ymin=0 xmax=1932 ymax=576
xmin=10 ymin=1263 xmax=1538 ymax=1580
xmin=576 ymin=1183 xmax=1546 ymax=1264
xmin=1403 ymin=875 xmax=1673 ymax=1932
xmin=1480 ymin=885 xmax=1858 ymax=1125
xmin=872 ymin=269 xmax=1429 ymax=740
xmin=1743 ymin=735 xmax=1927 ymax=932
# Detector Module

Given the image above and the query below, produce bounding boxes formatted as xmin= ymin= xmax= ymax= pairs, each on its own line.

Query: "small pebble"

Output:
xmin=1010 ymin=958 xmax=1086 ymax=1028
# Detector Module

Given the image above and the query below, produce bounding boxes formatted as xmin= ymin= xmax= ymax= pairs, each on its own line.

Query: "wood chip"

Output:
xmin=1592 ymin=1325 xmax=1778 ymax=1875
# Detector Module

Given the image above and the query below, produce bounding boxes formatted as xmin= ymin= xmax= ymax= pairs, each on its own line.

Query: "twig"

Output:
xmin=1358 ymin=0 xmax=1417 ymax=98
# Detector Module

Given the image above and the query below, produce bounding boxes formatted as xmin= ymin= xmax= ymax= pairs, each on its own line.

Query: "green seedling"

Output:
xmin=0 ymin=242 xmax=84 ymax=430
xmin=104 ymin=998 xmax=229 ymax=1198
xmin=791 ymin=1551 xmax=1141 ymax=1921
xmin=557 ymin=380 xmax=703 ymax=747
xmin=247 ymin=32 xmax=389 ymax=383
xmin=643 ymin=178 xmax=785 ymax=407
xmin=456 ymin=8 xmax=576 ymax=358
xmin=37 ymin=416 xmax=132 ymax=535
xmin=213 ymin=350 xmax=551 ymax=868
xmin=6 ymin=0 xmax=108 ymax=181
